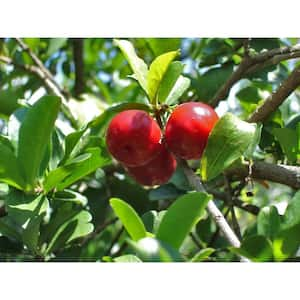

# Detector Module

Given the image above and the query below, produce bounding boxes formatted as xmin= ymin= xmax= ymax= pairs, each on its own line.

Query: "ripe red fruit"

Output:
xmin=165 ymin=102 xmax=219 ymax=160
xmin=125 ymin=143 xmax=177 ymax=186
xmin=106 ymin=110 xmax=162 ymax=167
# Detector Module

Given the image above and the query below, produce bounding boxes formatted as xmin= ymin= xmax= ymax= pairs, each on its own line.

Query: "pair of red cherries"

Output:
xmin=106 ymin=102 xmax=219 ymax=186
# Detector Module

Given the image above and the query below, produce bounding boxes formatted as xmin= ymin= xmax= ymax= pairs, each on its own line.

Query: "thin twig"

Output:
xmin=104 ymin=227 xmax=124 ymax=256
xmin=248 ymin=65 xmax=300 ymax=123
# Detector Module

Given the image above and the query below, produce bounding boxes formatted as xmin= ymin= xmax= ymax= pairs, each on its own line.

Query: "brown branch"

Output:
xmin=247 ymin=65 xmax=300 ymax=123
xmin=178 ymin=159 xmax=249 ymax=262
xmin=209 ymin=43 xmax=300 ymax=107
xmin=72 ymin=38 xmax=85 ymax=97
xmin=15 ymin=38 xmax=69 ymax=99
xmin=227 ymin=161 xmax=300 ymax=190
xmin=207 ymin=189 xmax=260 ymax=215
xmin=1 ymin=44 xmax=78 ymax=128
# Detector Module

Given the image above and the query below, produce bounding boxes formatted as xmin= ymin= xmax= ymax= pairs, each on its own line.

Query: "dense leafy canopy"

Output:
xmin=0 ymin=37 xmax=300 ymax=262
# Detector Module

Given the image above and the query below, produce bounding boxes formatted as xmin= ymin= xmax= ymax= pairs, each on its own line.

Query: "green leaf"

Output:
xmin=257 ymin=206 xmax=281 ymax=241
xmin=147 ymin=51 xmax=179 ymax=102
xmin=110 ymin=198 xmax=147 ymax=242
xmin=156 ymin=192 xmax=211 ymax=249
xmin=113 ymin=254 xmax=142 ymax=262
xmin=149 ymin=184 xmax=184 ymax=202
xmin=17 ymin=95 xmax=61 ymax=190
xmin=44 ymin=147 xmax=109 ymax=192
xmin=5 ymin=191 xmax=49 ymax=226
xmin=273 ymin=128 xmax=298 ymax=163
xmin=46 ymin=38 xmax=67 ymax=56
xmin=272 ymin=192 xmax=300 ymax=261
xmin=114 ymin=39 xmax=148 ymax=94
xmin=231 ymin=235 xmax=273 ymax=262
xmin=244 ymin=123 xmax=262 ymax=159
xmin=128 ymin=237 xmax=184 ymax=262
xmin=157 ymin=61 xmax=184 ymax=103
xmin=142 ymin=210 xmax=166 ymax=235
xmin=145 ymin=38 xmax=181 ymax=56
xmin=236 ymin=86 xmax=261 ymax=103
xmin=195 ymin=64 xmax=233 ymax=101
xmin=53 ymin=190 xmax=88 ymax=206
xmin=201 ymin=113 xmax=257 ymax=181
xmin=165 ymin=75 xmax=191 ymax=105
xmin=44 ymin=206 xmax=94 ymax=254
xmin=0 ymin=217 xmax=22 ymax=241
xmin=22 ymin=214 xmax=43 ymax=253
xmin=89 ymin=102 xmax=151 ymax=135
xmin=0 ymin=88 xmax=22 ymax=117
xmin=191 ymin=248 xmax=215 ymax=262
xmin=0 ymin=140 xmax=25 ymax=190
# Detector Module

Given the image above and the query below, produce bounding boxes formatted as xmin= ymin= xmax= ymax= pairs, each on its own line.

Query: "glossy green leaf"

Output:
xmin=244 ymin=123 xmax=262 ymax=159
xmin=0 ymin=141 xmax=25 ymax=190
xmin=231 ymin=235 xmax=273 ymax=262
xmin=47 ymin=38 xmax=67 ymax=56
xmin=0 ymin=216 xmax=22 ymax=241
xmin=281 ymin=190 xmax=300 ymax=231
xmin=157 ymin=61 xmax=183 ymax=103
xmin=146 ymin=38 xmax=181 ymax=56
xmin=110 ymin=198 xmax=147 ymax=242
xmin=0 ymin=88 xmax=22 ymax=117
xmin=165 ymin=76 xmax=190 ymax=105
xmin=149 ymin=184 xmax=184 ymax=202
xmin=191 ymin=248 xmax=215 ymax=262
xmin=128 ymin=237 xmax=184 ymax=262
xmin=114 ymin=39 xmax=148 ymax=94
xmin=195 ymin=64 xmax=233 ymax=101
xmin=17 ymin=95 xmax=61 ymax=190
xmin=44 ymin=147 xmax=109 ymax=192
xmin=148 ymin=51 xmax=179 ymax=102
xmin=22 ymin=214 xmax=43 ymax=253
xmin=5 ymin=191 xmax=49 ymax=226
xmin=236 ymin=86 xmax=261 ymax=103
xmin=45 ymin=206 xmax=94 ymax=254
xmin=201 ymin=113 xmax=257 ymax=181
xmin=53 ymin=190 xmax=88 ymax=206
xmin=156 ymin=192 xmax=211 ymax=249
xmin=257 ymin=206 xmax=281 ymax=241
xmin=113 ymin=254 xmax=142 ymax=262
xmin=273 ymin=128 xmax=298 ymax=163
xmin=60 ymin=128 xmax=87 ymax=165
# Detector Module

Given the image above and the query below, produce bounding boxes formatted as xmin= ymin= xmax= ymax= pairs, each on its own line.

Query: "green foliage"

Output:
xmin=17 ymin=95 xmax=61 ymax=191
xmin=110 ymin=198 xmax=147 ymax=241
xmin=156 ymin=192 xmax=211 ymax=249
xmin=0 ymin=37 xmax=299 ymax=262
xmin=201 ymin=113 xmax=257 ymax=181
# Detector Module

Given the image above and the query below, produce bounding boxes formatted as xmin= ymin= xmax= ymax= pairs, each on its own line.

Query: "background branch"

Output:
xmin=72 ymin=38 xmax=85 ymax=97
xmin=227 ymin=161 xmax=300 ymax=190
xmin=210 ymin=43 xmax=300 ymax=107
xmin=247 ymin=65 xmax=300 ymax=123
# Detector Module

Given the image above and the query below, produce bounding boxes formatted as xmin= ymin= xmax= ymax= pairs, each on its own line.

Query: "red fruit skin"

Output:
xmin=125 ymin=143 xmax=177 ymax=186
xmin=165 ymin=102 xmax=219 ymax=160
xmin=106 ymin=110 xmax=162 ymax=167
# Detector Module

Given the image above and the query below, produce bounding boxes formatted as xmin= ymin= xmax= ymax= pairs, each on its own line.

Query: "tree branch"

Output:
xmin=247 ymin=65 xmax=300 ymax=123
xmin=209 ymin=43 xmax=300 ymax=107
xmin=178 ymin=159 xmax=249 ymax=262
xmin=227 ymin=161 xmax=300 ymax=190
xmin=1 ymin=40 xmax=78 ymax=128
xmin=72 ymin=38 xmax=85 ymax=97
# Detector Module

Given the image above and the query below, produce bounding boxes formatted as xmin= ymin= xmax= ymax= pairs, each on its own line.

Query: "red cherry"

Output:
xmin=125 ymin=143 xmax=177 ymax=186
xmin=106 ymin=110 xmax=162 ymax=167
xmin=165 ymin=102 xmax=219 ymax=160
